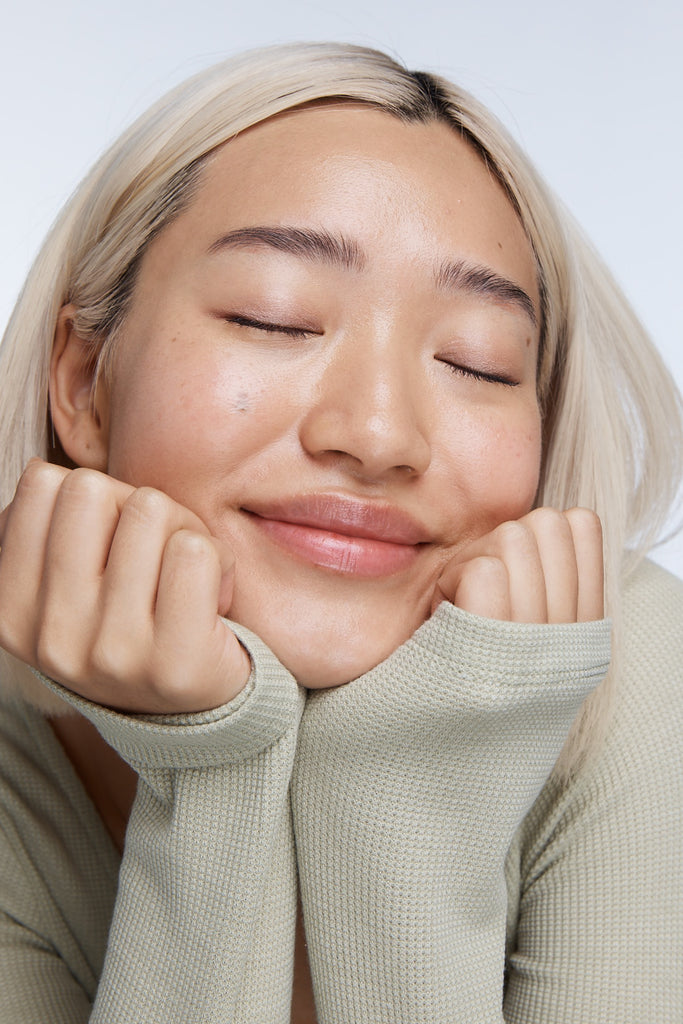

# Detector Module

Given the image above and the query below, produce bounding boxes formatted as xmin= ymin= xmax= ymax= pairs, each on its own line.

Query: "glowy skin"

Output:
xmin=0 ymin=106 xmax=604 ymax=713
xmin=101 ymin=105 xmax=542 ymax=686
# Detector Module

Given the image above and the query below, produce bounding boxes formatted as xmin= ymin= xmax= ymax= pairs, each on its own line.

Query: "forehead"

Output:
xmin=147 ymin=103 xmax=539 ymax=314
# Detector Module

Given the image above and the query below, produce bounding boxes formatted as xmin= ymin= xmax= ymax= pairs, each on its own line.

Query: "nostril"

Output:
xmin=298 ymin=388 xmax=431 ymax=478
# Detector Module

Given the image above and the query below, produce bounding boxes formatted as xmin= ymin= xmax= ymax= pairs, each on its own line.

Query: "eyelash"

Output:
xmin=226 ymin=315 xmax=313 ymax=339
xmin=227 ymin=317 xmax=518 ymax=387
xmin=440 ymin=360 xmax=519 ymax=387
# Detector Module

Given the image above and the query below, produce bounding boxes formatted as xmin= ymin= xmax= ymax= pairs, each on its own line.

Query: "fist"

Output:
xmin=0 ymin=460 xmax=251 ymax=713
xmin=434 ymin=507 xmax=604 ymax=624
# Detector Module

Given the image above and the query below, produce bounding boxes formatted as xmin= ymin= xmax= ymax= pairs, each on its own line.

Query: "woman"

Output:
xmin=0 ymin=42 xmax=681 ymax=1023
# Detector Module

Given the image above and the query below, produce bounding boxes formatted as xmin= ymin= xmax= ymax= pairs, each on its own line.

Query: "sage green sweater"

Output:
xmin=0 ymin=559 xmax=681 ymax=1022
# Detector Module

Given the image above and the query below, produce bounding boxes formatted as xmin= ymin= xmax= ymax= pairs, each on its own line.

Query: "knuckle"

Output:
xmin=141 ymin=651 xmax=197 ymax=712
xmin=527 ymin=506 xmax=566 ymax=529
xmin=527 ymin=506 xmax=573 ymax=541
xmin=89 ymin=626 xmax=144 ymax=685
xmin=150 ymin=672 xmax=190 ymax=704
xmin=15 ymin=460 xmax=64 ymax=500
xmin=494 ymin=519 xmax=531 ymax=553
xmin=121 ymin=488 xmax=208 ymax=539
xmin=122 ymin=486 xmax=172 ymax=526
xmin=57 ymin=467 xmax=110 ymax=508
xmin=35 ymin=627 xmax=76 ymax=682
xmin=166 ymin=529 xmax=215 ymax=563
xmin=88 ymin=638 xmax=124 ymax=681
xmin=566 ymin=506 xmax=603 ymax=543
xmin=0 ymin=618 xmax=24 ymax=659
xmin=463 ymin=554 xmax=507 ymax=585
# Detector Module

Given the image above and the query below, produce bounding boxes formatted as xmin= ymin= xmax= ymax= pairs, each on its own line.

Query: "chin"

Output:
xmin=228 ymin=576 xmax=431 ymax=689
xmin=296 ymin=663 xmax=363 ymax=690
xmin=262 ymin=623 xmax=409 ymax=690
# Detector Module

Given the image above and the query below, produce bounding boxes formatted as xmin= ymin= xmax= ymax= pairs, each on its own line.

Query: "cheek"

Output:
xmin=489 ymin=424 xmax=542 ymax=515
xmin=442 ymin=406 xmax=542 ymax=527
xmin=105 ymin=351 xmax=289 ymax=490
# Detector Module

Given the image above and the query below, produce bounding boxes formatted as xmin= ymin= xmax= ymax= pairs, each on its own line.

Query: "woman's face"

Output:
xmin=101 ymin=104 xmax=542 ymax=686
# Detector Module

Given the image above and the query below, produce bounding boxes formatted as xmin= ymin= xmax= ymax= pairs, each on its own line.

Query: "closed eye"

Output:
xmin=226 ymin=314 xmax=319 ymax=339
xmin=438 ymin=359 xmax=519 ymax=387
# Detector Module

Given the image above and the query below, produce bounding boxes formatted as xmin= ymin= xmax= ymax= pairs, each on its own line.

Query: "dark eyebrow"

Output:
xmin=435 ymin=259 xmax=538 ymax=327
xmin=208 ymin=226 xmax=366 ymax=272
xmin=208 ymin=226 xmax=536 ymax=327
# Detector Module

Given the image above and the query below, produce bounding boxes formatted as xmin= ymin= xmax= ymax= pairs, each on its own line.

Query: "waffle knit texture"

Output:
xmin=0 ymin=559 xmax=680 ymax=1022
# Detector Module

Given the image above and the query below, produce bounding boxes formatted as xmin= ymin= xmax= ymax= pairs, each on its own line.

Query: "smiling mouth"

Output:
xmin=241 ymin=496 xmax=428 ymax=577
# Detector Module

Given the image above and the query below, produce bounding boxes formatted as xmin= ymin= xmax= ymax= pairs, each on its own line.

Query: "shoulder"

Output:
xmin=620 ymin=557 xmax=683 ymax=696
xmin=604 ymin=558 xmax=683 ymax=777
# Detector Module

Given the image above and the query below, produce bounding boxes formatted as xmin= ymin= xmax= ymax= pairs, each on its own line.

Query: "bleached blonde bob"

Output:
xmin=1 ymin=42 xmax=681 ymax=769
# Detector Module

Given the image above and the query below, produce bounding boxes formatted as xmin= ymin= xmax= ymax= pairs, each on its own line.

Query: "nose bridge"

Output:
xmin=299 ymin=319 xmax=432 ymax=476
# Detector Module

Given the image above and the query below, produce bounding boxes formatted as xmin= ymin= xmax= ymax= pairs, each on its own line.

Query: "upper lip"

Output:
xmin=241 ymin=494 xmax=431 ymax=545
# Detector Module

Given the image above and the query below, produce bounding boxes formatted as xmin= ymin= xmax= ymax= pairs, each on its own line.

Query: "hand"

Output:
xmin=433 ymin=507 xmax=604 ymax=623
xmin=0 ymin=460 xmax=251 ymax=713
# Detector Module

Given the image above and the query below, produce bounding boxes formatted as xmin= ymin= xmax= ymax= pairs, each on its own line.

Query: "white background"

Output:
xmin=2 ymin=0 xmax=681 ymax=576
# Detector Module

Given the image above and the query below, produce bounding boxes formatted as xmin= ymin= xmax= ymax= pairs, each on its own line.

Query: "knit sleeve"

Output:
xmin=291 ymin=601 xmax=611 ymax=1024
xmin=0 ymin=820 xmax=104 ymax=1024
xmin=29 ymin=620 xmax=305 ymax=1024
xmin=503 ymin=561 xmax=683 ymax=1023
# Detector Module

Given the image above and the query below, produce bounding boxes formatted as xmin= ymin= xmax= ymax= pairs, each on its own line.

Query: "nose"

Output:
xmin=298 ymin=328 xmax=432 ymax=479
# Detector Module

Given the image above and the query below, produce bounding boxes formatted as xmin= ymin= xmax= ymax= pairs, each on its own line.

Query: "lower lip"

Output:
xmin=248 ymin=515 xmax=420 ymax=577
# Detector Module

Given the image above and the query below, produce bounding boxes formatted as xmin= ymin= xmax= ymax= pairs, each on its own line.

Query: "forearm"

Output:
xmin=35 ymin=621 xmax=304 ymax=1024
xmin=292 ymin=602 xmax=611 ymax=1023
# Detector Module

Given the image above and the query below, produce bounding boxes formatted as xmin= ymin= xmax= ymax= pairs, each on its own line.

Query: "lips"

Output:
xmin=241 ymin=495 xmax=429 ymax=577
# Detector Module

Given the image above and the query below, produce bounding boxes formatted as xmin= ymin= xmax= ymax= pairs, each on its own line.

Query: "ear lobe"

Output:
xmin=49 ymin=304 xmax=110 ymax=471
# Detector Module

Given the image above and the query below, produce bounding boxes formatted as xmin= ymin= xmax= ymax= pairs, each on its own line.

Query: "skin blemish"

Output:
xmin=233 ymin=390 xmax=251 ymax=414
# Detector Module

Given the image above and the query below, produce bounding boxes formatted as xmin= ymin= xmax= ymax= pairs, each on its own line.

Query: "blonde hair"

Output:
xmin=1 ymin=42 xmax=681 ymax=770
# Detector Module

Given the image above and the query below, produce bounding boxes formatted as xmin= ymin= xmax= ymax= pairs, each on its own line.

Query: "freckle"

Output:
xmin=497 ymin=241 xmax=503 ymax=249
xmin=526 ymin=336 xmax=531 ymax=347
